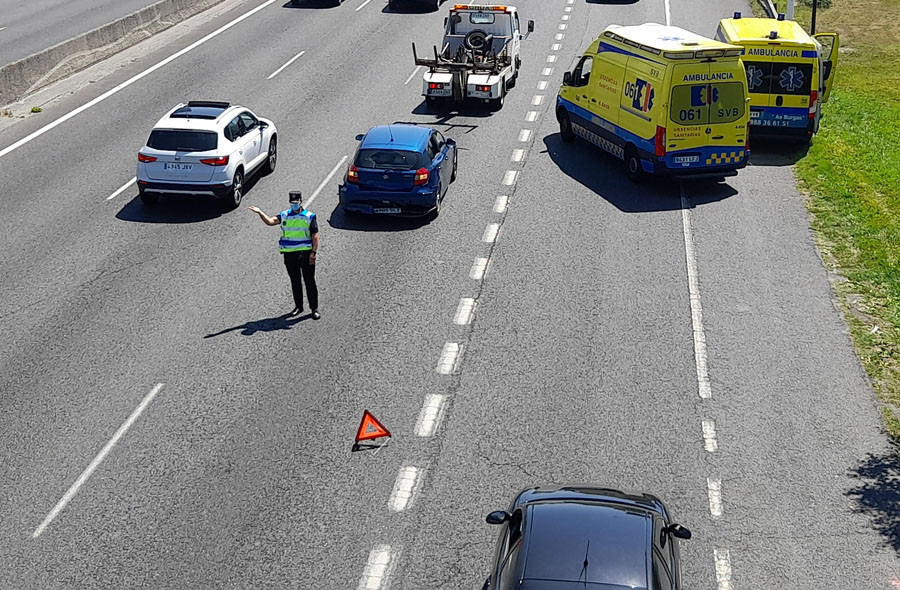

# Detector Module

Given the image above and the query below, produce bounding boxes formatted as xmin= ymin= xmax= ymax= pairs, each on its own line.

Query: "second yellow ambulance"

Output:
xmin=557 ymin=23 xmax=751 ymax=181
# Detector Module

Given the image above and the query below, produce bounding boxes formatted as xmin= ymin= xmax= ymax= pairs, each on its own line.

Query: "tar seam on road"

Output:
xmin=680 ymin=188 xmax=712 ymax=399
xmin=0 ymin=0 xmax=280 ymax=160
xmin=307 ymin=155 xmax=349 ymax=207
xmin=32 ymin=383 xmax=164 ymax=538
xmin=267 ymin=50 xmax=305 ymax=80
xmin=106 ymin=177 xmax=136 ymax=200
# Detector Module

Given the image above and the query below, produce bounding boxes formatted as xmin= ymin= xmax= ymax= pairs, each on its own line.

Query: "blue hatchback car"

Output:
xmin=339 ymin=124 xmax=457 ymax=217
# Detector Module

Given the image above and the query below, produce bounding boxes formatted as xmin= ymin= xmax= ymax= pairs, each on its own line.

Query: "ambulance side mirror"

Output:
xmin=823 ymin=60 xmax=833 ymax=81
xmin=527 ymin=20 xmax=535 ymax=33
xmin=562 ymin=71 xmax=572 ymax=86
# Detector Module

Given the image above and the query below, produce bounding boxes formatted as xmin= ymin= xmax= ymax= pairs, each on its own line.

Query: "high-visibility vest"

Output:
xmin=279 ymin=209 xmax=314 ymax=253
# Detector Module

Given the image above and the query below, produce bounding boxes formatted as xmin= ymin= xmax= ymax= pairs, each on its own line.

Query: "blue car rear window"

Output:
xmin=147 ymin=130 xmax=218 ymax=152
xmin=355 ymin=149 xmax=425 ymax=170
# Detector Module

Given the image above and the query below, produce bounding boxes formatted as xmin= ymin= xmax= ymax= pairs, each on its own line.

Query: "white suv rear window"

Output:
xmin=147 ymin=130 xmax=218 ymax=152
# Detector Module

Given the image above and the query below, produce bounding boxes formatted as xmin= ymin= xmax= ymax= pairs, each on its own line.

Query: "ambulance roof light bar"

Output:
xmin=453 ymin=4 xmax=511 ymax=12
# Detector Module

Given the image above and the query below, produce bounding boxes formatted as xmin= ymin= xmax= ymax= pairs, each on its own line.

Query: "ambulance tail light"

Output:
xmin=654 ymin=126 xmax=666 ymax=157
xmin=138 ymin=152 xmax=157 ymax=163
xmin=808 ymin=90 xmax=818 ymax=118
xmin=414 ymin=167 xmax=430 ymax=186
xmin=347 ymin=165 xmax=359 ymax=184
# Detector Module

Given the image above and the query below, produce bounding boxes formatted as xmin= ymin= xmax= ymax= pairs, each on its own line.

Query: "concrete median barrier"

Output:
xmin=0 ymin=0 xmax=227 ymax=107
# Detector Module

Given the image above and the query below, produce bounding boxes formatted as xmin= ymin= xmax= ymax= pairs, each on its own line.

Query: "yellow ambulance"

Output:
xmin=556 ymin=23 xmax=750 ymax=181
xmin=715 ymin=13 xmax=838 ymax=143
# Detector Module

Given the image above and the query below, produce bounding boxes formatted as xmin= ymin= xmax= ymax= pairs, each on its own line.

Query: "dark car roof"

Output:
xmin=361 ymin=124 xmax=431 ymax=152
xmin=514 ymin=486 xmax=669 ymax=519
xmin=522 ymin=501 xmax=650 ymax=590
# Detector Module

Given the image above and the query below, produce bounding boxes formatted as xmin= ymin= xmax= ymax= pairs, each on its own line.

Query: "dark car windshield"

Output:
xmin=355 ymin=149 xmax=425 ymax=170
xmin=147 ymin=130 xmax=218 ymax=152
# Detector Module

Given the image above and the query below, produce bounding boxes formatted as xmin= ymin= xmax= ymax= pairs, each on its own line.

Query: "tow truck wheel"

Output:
xmin=559 ymin=111 xmax=575 ymax=143
xmin=425 ymin=96 xmax=442 ymax=112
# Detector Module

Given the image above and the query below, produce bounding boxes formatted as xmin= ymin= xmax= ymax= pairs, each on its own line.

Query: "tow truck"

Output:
xmin=412 ymin=4 xmax=533 ymax=111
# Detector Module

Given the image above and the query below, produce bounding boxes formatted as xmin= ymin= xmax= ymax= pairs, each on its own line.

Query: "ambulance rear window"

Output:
xmin=670 ymin=82 xmax=746 ymax=125
xmin=744 ymin=61 xmax=812 ymax=96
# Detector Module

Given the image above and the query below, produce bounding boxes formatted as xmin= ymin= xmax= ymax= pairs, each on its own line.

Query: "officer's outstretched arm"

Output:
xmin=248 ymin=206 xmax=280 ymax=226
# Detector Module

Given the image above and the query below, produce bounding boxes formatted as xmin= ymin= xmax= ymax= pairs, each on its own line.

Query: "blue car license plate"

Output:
xmin=374 ymin=207 xmax=401 ymax=214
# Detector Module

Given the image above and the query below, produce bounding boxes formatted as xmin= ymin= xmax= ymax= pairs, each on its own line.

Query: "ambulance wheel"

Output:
xmin=559 ymin=111 xmax=575 ymax=143
xmin=489 ymin=86 xmax=505 ymax=111
xmin=624 ymin=147 xmax=645 ymax=183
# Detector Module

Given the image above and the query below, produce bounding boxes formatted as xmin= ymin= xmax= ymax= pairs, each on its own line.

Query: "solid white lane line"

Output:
xmin=511 ymin=149 xmax=525 ymax=162
xmin=454 ymin=297 xmax=476 ymax=325
xmin=707 ymin=478 xmax=723 ymax=516
xmin=555 ymin=33 xmax=565 ymax=41
xmin=33 ymin=383 xmax=164 ymax=538
xmin=537 ymin=81 xmax=548 ymax=91
xmin=494 ymin=195 xmax=509 ymax=213
xmin=532 ymin=95 xmax=544 ymax=106
xmin=546 ymin=55 xmax=557 ymax=63
xmin=664 ymin=0 xmax=672 ymax=26
xmin=267 ymin=50 xmax=305 ymax=80
xmin=483 ymin=222 xmax=500 ymax=242
xmin=0 ymin=0 xmax=280 ymax=160
xmin=542 ymin=67 xmax=553 ymax=76
xmin=106 ymin=177 xmax=136 ymax=201
xmin=470 ymin=257 xmax=488 ymax=280
xmin=681 ymin=188 xmax=712 ymax=399
xmin=701 ymin=419 xmax=718 ymax=452
xmin=714 ymin=549 xmax=733 ymax=590
xmin=518 ymin=129 xmax=532 ymax=142
xmin=404 ymin=65 xmax=423 ymax=85
xmin=306 ymin=155 xmax=348 ymax=207
xmin=415 ymin=394 xmax=447 ymax=437
xmin=525 ymin=111 xmax=538 ymax=122
xmin=355 ymin=0 xmax=374 ymax=11
xmin=358 ymin=544 xmax=395 ymax=590
xmin=501 ymin=171 xmax=518 ymax=187
xmin=436 ymin=342 xmax=461 ymax=375
xmin=389 ymin=466 xmax=423 ymax=512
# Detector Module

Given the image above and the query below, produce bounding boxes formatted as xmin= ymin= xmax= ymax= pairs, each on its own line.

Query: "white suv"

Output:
xmin=136 ymin=101 xmax=277 ymax=209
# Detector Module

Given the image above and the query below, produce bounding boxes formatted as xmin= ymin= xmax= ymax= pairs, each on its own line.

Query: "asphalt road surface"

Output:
xmin=0 ymin=0 xmax=897 ymax=588
xmin=0 ymin=0 xmax=165 ymax=66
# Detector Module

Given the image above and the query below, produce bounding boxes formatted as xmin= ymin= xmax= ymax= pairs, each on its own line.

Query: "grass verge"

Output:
xmin=754 ymin=0 xmax=900 ymax=441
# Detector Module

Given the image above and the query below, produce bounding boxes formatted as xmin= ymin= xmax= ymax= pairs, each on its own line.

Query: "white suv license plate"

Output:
xmin=673 ymin=155 xmax=699 ymax=164
xmin=164 ymin=163 xmax=193 ymax=170
xmin=374 ymin=207 xmax=401 ymax=214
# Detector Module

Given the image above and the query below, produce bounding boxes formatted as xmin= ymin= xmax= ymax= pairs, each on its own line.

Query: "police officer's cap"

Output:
xmin=288 ymin=191 xmax=302 ymax=203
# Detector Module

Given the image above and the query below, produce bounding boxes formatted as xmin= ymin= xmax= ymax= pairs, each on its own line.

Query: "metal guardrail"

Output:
xmin=757 ymin=0 xmax=779 ymax=17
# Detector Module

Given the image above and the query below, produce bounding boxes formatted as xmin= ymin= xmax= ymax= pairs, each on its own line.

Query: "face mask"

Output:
xmin=290 ymin=202 xmax=301 ymax=212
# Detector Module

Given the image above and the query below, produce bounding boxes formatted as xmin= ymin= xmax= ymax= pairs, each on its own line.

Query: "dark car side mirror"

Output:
xmin=667 ymin=524 xmax=692 ymax=539
xmin=562 ymin=71 xmax=572 ymax=86
xmin=527 ymin=20 xmax=535 ymax=33
xmin=355 ymin=134 xmax=365 ymax=141
xmin=486 ymin=510 xmax=510 ymax=525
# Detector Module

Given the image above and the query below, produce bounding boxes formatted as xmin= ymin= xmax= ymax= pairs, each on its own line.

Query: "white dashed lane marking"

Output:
xmin=511 ymin=149 xmax=525 ymax=162
xmin=532 ymin=95 xmax=544 ymax=106
xmin=355 ymin=0 xmax=374 ymax=11
xmin=453 ymin=297 xmax=476 ymax=325
xmin=551 ymin=43 xmax=561 ymax=51
xmin=542 ymin=67 xmax=553 ymax=76
xmin=502 ymin=171 xmax=518 ymax=187
xmin=707 ymin=478 xmax=723 ymax=517
xmin=558 ymin=23 xmax=567 ymax=30
xmin=389 ymin=466 xmax=423 ymax=512
xmin=267 ymin=50 xmax=305 ymax=80
xmin=494 ymin=195 xmax=509 ymax=213
xmin=470 ymin=257 xmax=489 ymax=280
xmin=561 ymin=14 xmax=570 ymax=20
xmin=358 ymin=545 xmax=395 ymax=590
xmin=307 ymin=156 xmax=349 ymax=207
xmin=537 ymin=81 xmax=548 ymax=91
xmin=518 ymin=129 xmax=532 ymax=142
xmin=714 ymin=549 xmax=733 ymax=590
xmin=106 ymin=177 xmax=136 ymax=201
xmin=546 ymin=55 xmax=557 ymax=63
xmin=415 ymin=394 xmax=447 ymax=437
xmin=404 ymin=65 xmax=422 ymax=85
xmin=525 ymin=111 xmax=539 ymax=122
xmin=33 ymin=383 xmax=164 ymax=538
xmin=702 ymin=419 xmax=718 ymax=452
xmin=555 ymin=33 xmax=565 ymax=41
xmin=483 ymin=222 xmax=501 ymax=242
xmin=436 ymin=342 xmax=462 ymax=375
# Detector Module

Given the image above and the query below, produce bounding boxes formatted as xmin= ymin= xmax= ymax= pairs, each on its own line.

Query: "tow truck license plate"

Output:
xmin=164 ymin=163 xmax=193 ymax=170
xmin=374 ymin=207 xmax=401 ymax=214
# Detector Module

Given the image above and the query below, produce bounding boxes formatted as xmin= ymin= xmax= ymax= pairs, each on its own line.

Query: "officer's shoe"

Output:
xmin=288 ymin=307 xmax=302 ymax=317
xmin=312 ymin=309 xmax=321 ymax=320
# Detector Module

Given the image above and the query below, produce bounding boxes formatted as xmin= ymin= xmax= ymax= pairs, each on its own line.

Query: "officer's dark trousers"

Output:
xmin=283 ymin=250 xmax=318 ymax=311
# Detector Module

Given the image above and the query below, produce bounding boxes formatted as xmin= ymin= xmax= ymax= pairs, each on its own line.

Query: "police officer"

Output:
xmin=248 ymin=191 xmax=320 ymax=320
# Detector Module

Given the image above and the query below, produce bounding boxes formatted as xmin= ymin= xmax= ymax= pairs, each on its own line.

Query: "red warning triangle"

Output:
xmin=355 ymin=410 xmax=391 ymax=443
